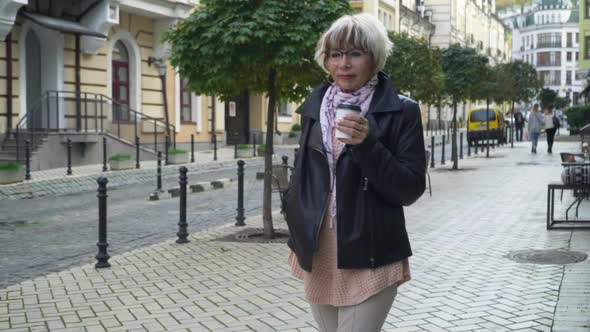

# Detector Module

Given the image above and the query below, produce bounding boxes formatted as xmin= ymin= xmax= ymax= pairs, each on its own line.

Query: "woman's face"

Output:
xmin=326 ymin=46 xmax=374 ymax=93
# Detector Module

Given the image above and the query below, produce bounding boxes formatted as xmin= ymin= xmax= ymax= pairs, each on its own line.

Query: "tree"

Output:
xmin=440 ymin=44 xmax=488 ymax=170
xmin=384 ymin=33 xmax=445 ymax=105
xmin=164 ymin=0 xmax=351 ymax=238
xmin=383 ymin=33 xmax=444 ymax=130
xmin=539 ymin=88 xmax=558 ymax=109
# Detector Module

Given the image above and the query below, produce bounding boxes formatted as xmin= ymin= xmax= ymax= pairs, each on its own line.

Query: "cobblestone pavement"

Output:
xmin=1 ymin=140 xmax=589 ymax=331
xmin=0 ymin=163 xmax=276 ymax=289
xmin=0 ymin=146 xmax=297 ymax=201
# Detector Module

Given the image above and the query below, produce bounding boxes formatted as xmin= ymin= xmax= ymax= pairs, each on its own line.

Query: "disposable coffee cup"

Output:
xmin=335 ymin=104 xmax=362 ymax=139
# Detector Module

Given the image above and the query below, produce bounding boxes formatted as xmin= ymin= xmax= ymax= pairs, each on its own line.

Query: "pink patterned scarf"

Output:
xmin=319 ymin=76 xmax=378 ymax=226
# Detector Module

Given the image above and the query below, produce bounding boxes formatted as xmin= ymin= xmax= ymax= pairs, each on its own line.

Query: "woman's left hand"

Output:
xmin=337 ymin=114 xmax=369 ymax=145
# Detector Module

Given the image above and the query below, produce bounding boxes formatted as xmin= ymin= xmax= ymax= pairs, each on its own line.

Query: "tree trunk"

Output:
xmin=486 ymin=97 xmax=490 ymax=158
xmin=452 ymin=102 xmax=458 ymax=170
xmin=510 ymin=100 xmax=515 ymax=148
xmin=263 ymin=68 xmax=277 ymax=239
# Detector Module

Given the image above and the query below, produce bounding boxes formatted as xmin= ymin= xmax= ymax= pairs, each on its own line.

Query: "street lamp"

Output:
xmin=148 ymin=56 xmax=172 ymax=153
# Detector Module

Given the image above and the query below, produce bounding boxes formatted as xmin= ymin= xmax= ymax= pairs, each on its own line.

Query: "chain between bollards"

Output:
xmin=66 ymin=138 xmax=72 ymax=175
xmin=25 ymin=140 xmax=31 ymax=180
xmin=95 ymin=176 xmax=110 ymax=268
xmin=176 ymin=166 xmax=189 ymax=243
xmin=157 ymin=151 xmax=162 ymax=192
xmin=441 ymin=135 xmax=445 ymax=165
xmin=102 ymin=137 xmax=107 ymax=172
xmin=135 ymin=136 xmax=140 ymax=169
xmin=190 ymin=134 xmax=195 ymax=163
xmin=235 ymin=160 xmax=246 ymax=226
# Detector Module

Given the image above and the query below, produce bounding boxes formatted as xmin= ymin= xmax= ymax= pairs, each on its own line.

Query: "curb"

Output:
xmin=148 ymin=178 xmax=234 ymax=201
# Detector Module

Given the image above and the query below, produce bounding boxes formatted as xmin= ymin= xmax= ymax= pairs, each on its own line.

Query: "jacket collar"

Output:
xmin=296 ymin=72 xmax=403 ymax=121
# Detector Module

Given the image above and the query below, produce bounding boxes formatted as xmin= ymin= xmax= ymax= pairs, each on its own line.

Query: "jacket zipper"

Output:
xmin=363 ymin=176 xmax=376 ymax=267
xmin=311 ymin=145 xmax=331 ymax=251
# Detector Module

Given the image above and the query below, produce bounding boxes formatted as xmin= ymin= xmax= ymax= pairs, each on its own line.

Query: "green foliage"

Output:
xmin=555 ymin=96 xmax=570 ymax=110
xmin=164 ymin=0 xmax=351 ymax=103
xmin=493 ymin=60 xmax=541 ymax=105
xmin=237 ymin=144 xmax=250 ymax=150
xmin=439 ymin=44 xmax=488 ymax=105
xmin=291 ymin=123 xmax=302 ymax=132
xmin=539 ymin=88 xmax=558 ymax=109
xmin=564 ymin=106 xmax=590 ymax=131
xmin=168 ymin=149 xmax=187 ymax=155
xmin=258 ymin=143 xmax=266 ymax=152
xmin=109 ymin=153 xmax=131 ymax=161
xmin=383 ymin=33 xmax=444 ymax=105
xmin=0 ymin=162 xmax=21 ymax=171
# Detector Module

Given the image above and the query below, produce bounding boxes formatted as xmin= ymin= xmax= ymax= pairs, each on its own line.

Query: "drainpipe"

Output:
xmin=75 ymin=34 xmax=81 ymax=131
xmin=5 ymin=33 xmax=13 ymax=134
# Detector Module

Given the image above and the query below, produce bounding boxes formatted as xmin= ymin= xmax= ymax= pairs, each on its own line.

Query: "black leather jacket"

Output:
xmin=284 ymin=73 xmax=426 ymax=272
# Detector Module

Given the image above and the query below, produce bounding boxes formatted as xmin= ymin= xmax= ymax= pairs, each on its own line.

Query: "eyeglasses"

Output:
xmin=326 ymin=49 xmax=366 ymax=63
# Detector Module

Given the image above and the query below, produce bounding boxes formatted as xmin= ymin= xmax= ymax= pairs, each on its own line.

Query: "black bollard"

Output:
xmin=234 ymin=144 xmax=238 ymax=159
xmin=66 ymin=138 xmax=72 ymax=175
xmin=235 ymin=160 xmax=246 ymax=226
xmin=95 ymin=176 xmax=111 ymax=268
xmin=282 ymin=155 xmax=289 ymax=166
xmin=467 ymin=139 xmax=471 ymax=157
xmin=176 ymin=166 xmax=189 ymax=243
xmin=135 ymin=136 xmax=140 ymax=169
xmin=252 ymin=134 xmax=257 ymax=157
xmin=25 ymin=140 xmax=31 ymax=180
xmin=475 ymin=140 xmax=478 ymax=155
xmin=165 ymin=135 xmax=170 ymax=165
xmin=157 ymin=151 xmax=162 ymax=192
xmin=441 ymin=135 xmax=445 ymax=165
xmin=430 ymin=136 xmax=435 ymax=168
xmin=510 ymin=126 xmax=514 ymax=148
xmin=459 ymin=133 xmax=463 ymax=159
xmin=102 ymin=137 xmax=107 ymax=172
xmin=190 ymin=134 xmax=195 ymax=163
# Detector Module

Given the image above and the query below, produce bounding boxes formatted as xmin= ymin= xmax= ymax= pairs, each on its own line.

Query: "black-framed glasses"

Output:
xmin=326 ymin=49 xmax=366 ymax=63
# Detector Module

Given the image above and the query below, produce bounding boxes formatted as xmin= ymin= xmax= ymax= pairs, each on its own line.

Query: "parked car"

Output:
xmin=466 ymin=107 xmax=507 ymax=145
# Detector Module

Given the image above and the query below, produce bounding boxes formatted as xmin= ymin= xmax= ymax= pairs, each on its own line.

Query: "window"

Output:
xmin=576 ymin=33 xmax=580 ymax=44
xmin=180 ymin=77 xmax=193 ymax=122
xmin=567 ymin=52 xmax=572 ymax=61
xmin=586 ymin=36 xmax=590 ymax=59
xmin=566 ymin=71 xmax=572 ymax=85
xmin=279 ymin=102 xmax=292 ymax=116
xmin=567 ymin=32 xmax=572 ymax=47
xmin=537 ymin=51 xmax=561 ymax=66
xmin=576 ymin=51 xmax=579 ymax=60
xmin=537 ymin=32 xmax=562 ymax=48
xmin=587 ymin=0 xmax=590 ymax=18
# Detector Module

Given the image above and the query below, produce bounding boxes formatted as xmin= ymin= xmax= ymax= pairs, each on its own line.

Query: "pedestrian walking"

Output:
xmin=283 ymin=13 xmax=426 ymax=332
xmin=528 ymin=103 xmax=544 ymax=154
xmin=544 ymin=105 xmax=559 ymax=154
xmin=514 ymin=109 xmax=525 ymax=142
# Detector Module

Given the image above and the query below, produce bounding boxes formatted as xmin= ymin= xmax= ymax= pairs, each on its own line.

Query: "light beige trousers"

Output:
xmin=310 ymin=286 xmax=397 ymax=332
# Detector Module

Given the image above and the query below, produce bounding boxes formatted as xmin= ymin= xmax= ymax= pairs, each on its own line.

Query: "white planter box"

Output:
xmin=0 ymin=168 xmax=24 ymax=184
xmin=168 ymin=153 xmax=189 ymax=164
xmin=110 ymin=159 xmax=134 ymax=170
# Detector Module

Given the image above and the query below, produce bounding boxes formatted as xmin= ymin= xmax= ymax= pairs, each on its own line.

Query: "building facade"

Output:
xmin=500 ymin=0 xmax=583 ymax=105
xmin=578 ymin=0 xmax=590 ymax=86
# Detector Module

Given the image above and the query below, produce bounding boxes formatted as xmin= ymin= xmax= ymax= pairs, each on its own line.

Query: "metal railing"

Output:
xmin=8 ymin=90 xmax=175 ymax=162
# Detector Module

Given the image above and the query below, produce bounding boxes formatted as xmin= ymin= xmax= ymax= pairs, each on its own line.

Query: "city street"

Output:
xmin=1 ymin=139 xmax=589 ymax=331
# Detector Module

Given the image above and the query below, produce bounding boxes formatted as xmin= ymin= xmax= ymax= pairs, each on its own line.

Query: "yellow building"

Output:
xmin=0 ymin=0 xmax=229 ymax=169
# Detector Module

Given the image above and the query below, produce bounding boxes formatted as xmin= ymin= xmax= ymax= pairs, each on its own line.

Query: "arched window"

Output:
xmin=112 ymin=41 xmax=130 ymax=121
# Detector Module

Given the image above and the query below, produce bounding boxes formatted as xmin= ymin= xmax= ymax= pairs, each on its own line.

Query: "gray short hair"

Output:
xmin=315 ymin=13 xmax=392 ymax=75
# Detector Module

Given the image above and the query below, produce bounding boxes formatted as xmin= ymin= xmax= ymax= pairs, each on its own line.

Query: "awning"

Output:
xmin=20 ymin=11 xmax=107 ymax=38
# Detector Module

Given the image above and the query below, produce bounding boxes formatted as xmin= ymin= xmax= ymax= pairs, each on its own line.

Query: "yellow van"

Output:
xmin=466 ymin=107 xmax=507 ymax=145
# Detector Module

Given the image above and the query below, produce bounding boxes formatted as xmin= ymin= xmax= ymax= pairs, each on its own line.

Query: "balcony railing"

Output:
xmin=9 ymin=90 xmax=175 ymax=163
xmin=536 ymin=42 xmax=562 ymax=49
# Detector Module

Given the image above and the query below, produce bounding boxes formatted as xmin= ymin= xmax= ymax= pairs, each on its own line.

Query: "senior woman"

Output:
xmin=284 ymin=13 xmax=426 ymax=332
